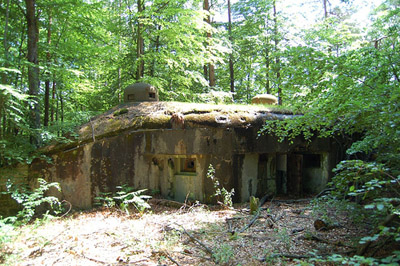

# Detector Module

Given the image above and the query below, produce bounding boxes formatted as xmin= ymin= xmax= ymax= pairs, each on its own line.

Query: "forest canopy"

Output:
xmin=0 ymin=0 xmax=399 ymax=171
xmin=1 ymin=1 xmax=400 ymax=263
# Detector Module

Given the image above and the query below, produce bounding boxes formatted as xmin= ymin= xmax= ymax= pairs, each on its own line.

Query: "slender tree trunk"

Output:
xmin=150 ymin=24 xmax=161 ymax=77
xmin=44 ymin=10 xmax=52 ymax=127
xmin=228 ymin=0 xmax=234 ymax=94
xmin=51 ymin=79 xmax=56 ymax=123
xmin=55 ymin=89 xmax=59 ymax=123
xmin=1 ymin=0 xmax=11 ymax=138
xmin=25 ymin=0 xmax=41 ymax=144
xmin=3 ymin=0 xmax=10 ymax=67
xmin=117 ymin=0 xmax=122 ymax=101
xmin=203 ymin=0 xmax=215 ymax=87
xmin=273 ymin=0 xmax=281 ymax=105
xmin=323 ymin=0 xmax=328 ymax=19
xmin=209 ymin=64 xmax=215 ymax=87
xmin=265 ymin=47 xmax=270 ymax=94
xmin=2 ymin=113 xmax=6 ymax=138
xmin=246 ymin=72 xmax=251 ymax=102
xmin=59 ymin=92 xmax=64 ymax=122
xmin=136 ymin=0 xmax=145 ymax=80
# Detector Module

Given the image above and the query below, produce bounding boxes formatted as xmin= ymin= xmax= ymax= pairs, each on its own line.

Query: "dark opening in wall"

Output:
xmin=128 ymin=94 xmax=135 ymax=101
xmin=181 ymin=158 xmax=196 ymax=173
xmin=303 ymin=154 xmax=321 ymax=168
xmin=149 ymin=92 xmax=156 ymax=99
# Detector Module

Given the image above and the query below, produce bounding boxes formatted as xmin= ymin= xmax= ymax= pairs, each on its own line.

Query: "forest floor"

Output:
xmin=1 ymin=198 xmax=371 ymax=266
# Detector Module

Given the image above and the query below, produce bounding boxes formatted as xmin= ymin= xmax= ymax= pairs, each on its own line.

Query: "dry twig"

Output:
xmin=175 ymin=225 xmax=214 ymax=256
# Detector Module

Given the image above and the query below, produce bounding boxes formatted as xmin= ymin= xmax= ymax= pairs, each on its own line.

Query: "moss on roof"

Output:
xmin=80 ymin=101 xmax=294 ymax=140
xmin=42 ymin=101 xmax=296 ymax=153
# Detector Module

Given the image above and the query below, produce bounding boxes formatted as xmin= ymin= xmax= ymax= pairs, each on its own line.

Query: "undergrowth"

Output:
xmin=308 ymin=160 xmax=400 ymax=265
xmin=94 ymin=185 xmax=152 ymax=214
xmin=0 ymin=178 xmax=63 ymax=263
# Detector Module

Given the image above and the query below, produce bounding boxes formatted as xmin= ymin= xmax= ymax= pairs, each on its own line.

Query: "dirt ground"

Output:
xmin=1 ymin=198 xmax=369 ymax=266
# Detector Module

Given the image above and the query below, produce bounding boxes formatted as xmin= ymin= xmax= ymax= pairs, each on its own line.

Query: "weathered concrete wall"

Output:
xmin=29 ymin=102 xmax=340 ymax=208
xmin=241 ymin=154 xmax=259 ymax=202
xmin=303 ymin=153 xmax=330 ymax=194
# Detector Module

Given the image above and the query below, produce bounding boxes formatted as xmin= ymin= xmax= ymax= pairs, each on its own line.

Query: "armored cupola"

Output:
xmin=124 ymin=82 xmax=159 ymax=102
xmin=251 ymin=94 xmax=278 ymax=105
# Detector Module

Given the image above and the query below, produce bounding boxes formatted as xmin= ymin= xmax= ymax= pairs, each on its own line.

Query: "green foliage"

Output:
xmin=310 ymin=252 xmax=400 ymax=266
xmin=249 ymin=196 xmax=259 ymax=215
xmin=330 ymin=160 xmax=395 ymax=200
xmin=324 ymin=159 xmax=400 ymax=257
xmin=95 ymin=185 xmax=152 ymax=214
xmin=274 ymin=227 xmax=291 ymax=252
xmin=194 ymin=90 xmax=234 ymax=104
xmin=207 ymin=164 xmax=234 ymax=207
xmin=259 ymin=2 xmax=400 ymax=260
xmin=1 ymin=178 xmax=62 ymax=225
xmin=213 ymin=243 xmax=234 ymax=264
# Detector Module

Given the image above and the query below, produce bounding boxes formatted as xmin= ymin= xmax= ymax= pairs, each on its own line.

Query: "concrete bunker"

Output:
xmin=124 ymin=82 xmax=159 ymax=102
xmin=29 ymin=102 xmax=339 ymax=208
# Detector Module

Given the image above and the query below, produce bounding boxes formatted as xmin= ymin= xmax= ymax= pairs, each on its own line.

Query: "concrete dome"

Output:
xmin=251 ymin=94 xmax=278 ymax=105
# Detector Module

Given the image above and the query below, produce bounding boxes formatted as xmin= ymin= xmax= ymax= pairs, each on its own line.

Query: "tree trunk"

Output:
xmin=136 ymin=0 xmax=145 ymax=80
xmin=44 ymin=10 xmax=52 ymax=127
xmin=204 ymin=65 xmax=208 ymax=81
xmin=265 ymin=48 xmax=270 ymax=94
xmin=228 ymin=0 xmax=234 ymax=94
xmin=203 ymin=0 xmax=215 ymax=88
xmin=3 ymin=0 xmax=10 ymax=68
xmin=25 ymin=0 xmax=41 ymax=144
xmin=323 ymin=0 xmax=328 ymax=19
xmin=1 ymin=0 xmax=11 ymax=138
xmin=273 ymin=0 xmax=281 ymax=105
xmin=150 ymin=24 xmax=161 ymax=77
xmin=51 ymin=80 xmax=56 ymax=123
xmin=59 ymin=92 xmax=64 ymax=123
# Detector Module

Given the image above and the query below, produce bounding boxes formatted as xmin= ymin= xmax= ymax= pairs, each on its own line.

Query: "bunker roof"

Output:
xmin=43 ymin=101 xmax=296 ymax=153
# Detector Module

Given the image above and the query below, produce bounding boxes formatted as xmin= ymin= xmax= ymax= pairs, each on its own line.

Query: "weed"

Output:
xmin=213 ymin=243 xmax=234 ymax=264
xmin=275 ymin=227 xmax=291 ymax=252
xmin=207 ymin=164 xmax=234 ymax=207
xmin=95 ymin=185 xmax=151 ymax=214
xmin=2 ymin=178 xmax=62 ymax=225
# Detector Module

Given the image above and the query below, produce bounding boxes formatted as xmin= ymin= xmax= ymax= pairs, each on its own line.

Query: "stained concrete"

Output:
xmin=30 ymin=102 xmax=339 ymax=208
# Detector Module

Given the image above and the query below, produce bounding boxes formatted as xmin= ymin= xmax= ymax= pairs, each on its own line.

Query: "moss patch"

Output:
xmin=45 ymin=101 xmax=297 ymax=153
xmin=113 ymin=108 xmax=129 ymax=117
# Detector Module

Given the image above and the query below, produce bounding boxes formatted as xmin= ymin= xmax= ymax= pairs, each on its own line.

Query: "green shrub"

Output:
xmin=2 ymin=178 xmax=62 ymax=225
xmin=207 ymin=164 xmax=234 ymax=207
xmin=95 ymin=185 xmax=152 ymax=214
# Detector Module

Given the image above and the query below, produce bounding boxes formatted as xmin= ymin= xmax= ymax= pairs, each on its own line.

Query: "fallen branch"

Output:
xmin=291 ymin=228 xmax=305 ymax=234
xmin=259 ymin=193 xmax=272 ymax=207
xmin=165 ymin=252 xmax=181 ymax=266
xmin=178 ymin=251 xmax=212 ymax=261
xmin=271 ymin=253 xmax=312 ymax=259
xmin=60 ymin=200 xmax=72 ymax=218
xmin=176 ymin=225 xmax=214 ymax=256
xmin=236 ymin=209 xmax=261 ymax=234
xmin=78 ymin=252 xmax=109 ymax=264
xmin=258 ymin=253 xmax=312 ymax=261
xmin=152 ymin=251 xmax=181 ymax=266
xmin=305 ymin=233 xmax=353 ymax=248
